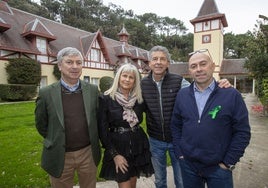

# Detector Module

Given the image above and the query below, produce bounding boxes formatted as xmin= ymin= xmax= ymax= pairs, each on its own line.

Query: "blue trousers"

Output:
xmin=149 ymin=137 xmax=183 ymax=188
xmin=180 ymin=159 xmax=233 ymax=188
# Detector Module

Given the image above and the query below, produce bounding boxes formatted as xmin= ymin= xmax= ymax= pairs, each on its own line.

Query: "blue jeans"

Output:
xmin=180 ymin=159 xmax=233 ymax=188
xmin=149 ymin=137 xmax=183 ymax=188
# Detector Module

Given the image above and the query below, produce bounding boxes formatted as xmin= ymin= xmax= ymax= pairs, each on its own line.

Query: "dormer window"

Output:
xmin=36 ymin=37 xmax=47 ymax=54
xmin=90 ymin=48 xmax=100 ymax=62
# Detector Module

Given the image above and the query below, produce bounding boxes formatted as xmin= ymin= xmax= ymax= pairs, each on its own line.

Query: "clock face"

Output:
xmin=202 ymin=35 xmax=211 ymax=43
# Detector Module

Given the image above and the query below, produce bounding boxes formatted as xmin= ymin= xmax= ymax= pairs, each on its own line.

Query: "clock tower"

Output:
xmin=190 ymin=0 xmax=228 ymax=79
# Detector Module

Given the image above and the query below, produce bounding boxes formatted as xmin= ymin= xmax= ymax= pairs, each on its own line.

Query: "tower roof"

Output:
xmin=118 ymin=24 xmax=129 ymax=36
xmin=190 ymin=0 xmax=228 ymax=27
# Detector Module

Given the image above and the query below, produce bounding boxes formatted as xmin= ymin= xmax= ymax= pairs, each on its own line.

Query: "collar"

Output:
xmin=194 ymin=79 xmax=215 ymax=92
xmin=150 ymin=69 xmax=168 ymax=83
xmin=60 ymin=79 xmax=80 ymax=92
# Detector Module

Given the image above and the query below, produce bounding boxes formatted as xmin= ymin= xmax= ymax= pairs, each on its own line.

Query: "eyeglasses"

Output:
xmin=188 ymin=49 xmax=212 ymax=60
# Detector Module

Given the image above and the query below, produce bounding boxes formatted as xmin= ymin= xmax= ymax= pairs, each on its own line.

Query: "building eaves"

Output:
xmin=219 ymin=58 xmax=249 ymax=75
xmin=0 ymin=17 xmax=11 ymax=32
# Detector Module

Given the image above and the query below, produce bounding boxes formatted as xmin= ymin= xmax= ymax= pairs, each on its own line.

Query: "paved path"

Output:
xmin=75 ymin=93 xmax=268 ymax=188
xmin=233 ymin=93 xmax=268 ymax=188
xmin=94 ymin=166 xmax=175 ymax=188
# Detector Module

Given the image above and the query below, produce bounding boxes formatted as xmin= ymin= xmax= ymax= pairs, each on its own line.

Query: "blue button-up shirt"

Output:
xmin=60 ymin=79 xmax=80 ymax=92
xmin=194 ymin=80 xmax=215 ymax=117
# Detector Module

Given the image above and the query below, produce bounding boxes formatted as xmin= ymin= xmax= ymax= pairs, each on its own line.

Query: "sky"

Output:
xmin=102 ymin=0 xmax=268 ymax=34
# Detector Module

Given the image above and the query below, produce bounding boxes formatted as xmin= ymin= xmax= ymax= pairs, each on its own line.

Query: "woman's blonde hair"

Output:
xmin=104 ymin=63 xmax=143 ymax=103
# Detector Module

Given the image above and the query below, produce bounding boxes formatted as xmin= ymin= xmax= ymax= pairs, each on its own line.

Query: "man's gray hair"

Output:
xmin=57 ymin=47 xmax=83 ymax=63
xmin=149 ymin=45 xmax=171 ymax=62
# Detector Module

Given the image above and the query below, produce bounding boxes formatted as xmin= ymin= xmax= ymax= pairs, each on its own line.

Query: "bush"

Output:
xmin=53 ymin=64 xmax=61 ymax=80
xmin=1 ymin=58 xmax=41 ymax=101
xmin=99 ymin=76 xmax=113 ymax=93
xmin=6 ymin=58 xmax=41 ymax=84
xmin=0 ymin=84 xmax=37 ymax=101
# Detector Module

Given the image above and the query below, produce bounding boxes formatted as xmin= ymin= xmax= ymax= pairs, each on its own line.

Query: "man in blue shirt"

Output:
xmin=171 ymin=49 xmax=251 ymax=188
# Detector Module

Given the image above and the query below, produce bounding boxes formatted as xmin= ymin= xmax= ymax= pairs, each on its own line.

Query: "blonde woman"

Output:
xmin=98 ymin=63 xmax=153 ymax=188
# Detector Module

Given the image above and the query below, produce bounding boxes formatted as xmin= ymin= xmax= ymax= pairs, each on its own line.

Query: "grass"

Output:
xmin=0 ymin=102 xmax=50 ymax=187
xmin=0 ymin=102 xmax=171 ymax=187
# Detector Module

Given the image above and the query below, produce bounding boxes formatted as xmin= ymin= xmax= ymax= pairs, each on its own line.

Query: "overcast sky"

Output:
xmin=102 ymin=0 xmax=268 ymax=34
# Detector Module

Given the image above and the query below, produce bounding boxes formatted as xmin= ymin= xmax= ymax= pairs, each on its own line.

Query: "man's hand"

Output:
xmin=218 ymin=78 xmax=233 ymax=88
xmin=113 ymin=154 xmax=129 ymax=174
xmin=219 ymin=162 xmax=228 ymax=169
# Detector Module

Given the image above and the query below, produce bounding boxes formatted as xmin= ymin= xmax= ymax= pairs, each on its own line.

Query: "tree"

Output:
xmin=124 ymin=19 xmax=154 ymax=49
xmin=244 ymin=15 xmax=268 ymax=114
xmin=224 ymin=32 xmax=253 ymax=58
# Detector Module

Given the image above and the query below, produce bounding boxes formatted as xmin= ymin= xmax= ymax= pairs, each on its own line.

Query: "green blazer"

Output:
xmin=35 ymin=80 xmax=101 ymax=178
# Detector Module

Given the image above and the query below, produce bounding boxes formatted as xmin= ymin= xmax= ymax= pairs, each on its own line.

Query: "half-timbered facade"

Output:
xmin=0 ymin=1 xmax=150 ymax=88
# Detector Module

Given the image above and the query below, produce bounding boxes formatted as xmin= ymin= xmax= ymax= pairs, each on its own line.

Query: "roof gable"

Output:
xmin=80 ymin=30 xmax=111 ymax=63
xmin=21 ymin=18 xmax=56 ymax=41
xmin=80 ymin=33 xmax=95 ymax=55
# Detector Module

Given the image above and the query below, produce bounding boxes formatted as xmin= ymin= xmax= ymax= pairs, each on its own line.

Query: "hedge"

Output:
xmin=0 ymin=84 xmax=37 ymax=101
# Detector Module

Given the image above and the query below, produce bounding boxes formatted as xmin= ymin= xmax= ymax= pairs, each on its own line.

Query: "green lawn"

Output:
xmin=0 ymin=102 xmax=170 ymax=187
xmin=0 ymin=102 xmax=50 ymax=187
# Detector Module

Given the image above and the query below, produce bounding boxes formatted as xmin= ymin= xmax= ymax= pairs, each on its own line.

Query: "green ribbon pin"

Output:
xmin=208 ymin=105 xmax=221 ymax=119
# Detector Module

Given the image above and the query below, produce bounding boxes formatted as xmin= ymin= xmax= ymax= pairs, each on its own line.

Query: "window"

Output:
xmin=211 ymin=20 xmax=220 ymax=30
xmin=84 ymin=76 xmax=90 ymax=83
xmin=91 ymin=77 xmax=99 ymax=86
xmin=36 ymin=37 xmax=47 ymax=53
xmin=203 ymin=21 xmax=210 ymax=31
xmin=195 ymin=23 xmax=202 ymax=32
xmin=90 ymin=49 xmax=100 ymax=62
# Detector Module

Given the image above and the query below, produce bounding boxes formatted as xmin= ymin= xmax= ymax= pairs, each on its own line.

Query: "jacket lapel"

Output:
xmin=51 ymin=82 xmax=64 ymax=128
xmin=81 ymin=81 xmax=91 ymax=126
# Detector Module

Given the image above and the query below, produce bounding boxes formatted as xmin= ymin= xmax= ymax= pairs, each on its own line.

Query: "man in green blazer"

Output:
xmin=35 ymin=47 xmax=101 ymax=188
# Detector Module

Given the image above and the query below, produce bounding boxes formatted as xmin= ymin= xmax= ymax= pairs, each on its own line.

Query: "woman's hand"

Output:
xmin=113 ymin=154 xmax=129 ymax=174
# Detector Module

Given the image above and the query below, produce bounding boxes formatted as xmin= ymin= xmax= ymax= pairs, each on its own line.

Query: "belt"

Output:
xmin=110 ymin=125 xmax=140 ymax=134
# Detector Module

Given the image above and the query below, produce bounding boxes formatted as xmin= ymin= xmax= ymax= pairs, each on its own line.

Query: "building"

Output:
xmin=0 ymin=0 xmax=253 ymax=93
xmin=0 ymin=1 xmax=150 ymax=88
xmin=170 ymin=0 xmax=253 ymax=93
